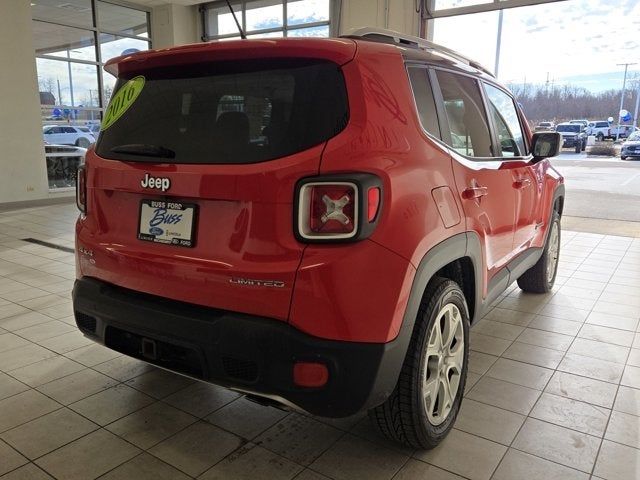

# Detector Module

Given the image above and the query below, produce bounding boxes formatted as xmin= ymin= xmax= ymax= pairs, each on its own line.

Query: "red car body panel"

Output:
xmin=76 ymin=143 xmax=324 ymax=321
xmin=76 ymin=36 xmax=564 ymax=346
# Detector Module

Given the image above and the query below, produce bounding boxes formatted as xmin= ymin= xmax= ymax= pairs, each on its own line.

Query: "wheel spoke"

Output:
xmin=442 ymin=307 xmax=460 ymax=353
xmin=428 ymin=317 xmax=443 ymax=355
xmin=446 ymin=366 xmax=461 ymax=401
xmin=446 ymin=344 xmax=464 ymax=372
xmin=439 ymin=376 xmax=453 ymax=413
xmin=424 ymin=376 xmax=439 ymax=415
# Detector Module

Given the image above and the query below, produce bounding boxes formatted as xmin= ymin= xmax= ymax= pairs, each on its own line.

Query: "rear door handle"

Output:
xmin=462 ymin=186 xmax=488 ymax=199
xmin=514 ymin=178 xmax=532 ymax=189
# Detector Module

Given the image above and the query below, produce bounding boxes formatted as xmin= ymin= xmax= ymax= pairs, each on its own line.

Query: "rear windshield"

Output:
xmin=95 ymin=59 xmax=348 ymax=164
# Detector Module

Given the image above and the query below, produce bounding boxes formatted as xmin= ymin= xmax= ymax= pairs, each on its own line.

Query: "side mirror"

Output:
xmin=531 ymin=132 xmax=561 ymax=161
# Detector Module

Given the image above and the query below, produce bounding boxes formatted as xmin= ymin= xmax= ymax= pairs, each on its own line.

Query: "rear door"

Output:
xmin=79 ymin=57 xmax=350 ymax=321
xmin=430 ymin=69 xmax=518 ymax=284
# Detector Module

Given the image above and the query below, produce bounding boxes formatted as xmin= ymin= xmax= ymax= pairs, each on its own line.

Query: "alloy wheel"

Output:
xmin=546 ymin=221 xmax=560 ymax=283
xmin=423 ymin=303 xmax=464 ymax=426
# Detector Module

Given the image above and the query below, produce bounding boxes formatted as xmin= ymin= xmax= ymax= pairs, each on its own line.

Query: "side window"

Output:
xmin=63 ymin=127 xmax=77 ymax=133
xmin=484 ymin=83 xmax=526 ymax=157
xmin=434 ymin=70 xmax=493 ymax=158
xmin=407 ymin=66 xmax=441 ymax=139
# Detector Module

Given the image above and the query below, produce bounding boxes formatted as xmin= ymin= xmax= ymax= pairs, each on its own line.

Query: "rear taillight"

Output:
xmin=76 ymin=165 xmax=86 ymax=213
xmin=303 ymin=182 xmax=358 ymax=238
xmin=295 ymin=174 xmax=382 ymax=242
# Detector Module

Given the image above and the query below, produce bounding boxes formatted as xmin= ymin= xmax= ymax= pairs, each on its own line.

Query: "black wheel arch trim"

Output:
xmin=380 ymin=184 xmax=565 ymax=402
xmin=373 ymin=232 xmax=482 ymax=408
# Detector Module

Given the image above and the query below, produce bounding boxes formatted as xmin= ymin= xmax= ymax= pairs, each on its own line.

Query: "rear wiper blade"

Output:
xmin=110 ymin=144 xmax=175 ymax=158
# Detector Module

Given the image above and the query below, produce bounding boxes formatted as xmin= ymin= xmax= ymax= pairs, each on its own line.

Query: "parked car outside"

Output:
xmin=43 ymin=125 xmax=95 ymax=147
xmin=73 ymin=29 xmax=564 ymax=449
xmin=609 ymin=124 xmax=639 ymax=140
xmin=556 ymin=122 xmax=587 ymax=152
xmin=569 ymin=119 xmax=589 ymax=129
xmin=535 ymin=121 xmax=555 ymax=132
xmin=621 ymin=131 xmax=640 ymax=159
xmin=587 ymin=120 xmax=612 ymax=140
xmin=87 ymin=123 xmax=101 ymax=139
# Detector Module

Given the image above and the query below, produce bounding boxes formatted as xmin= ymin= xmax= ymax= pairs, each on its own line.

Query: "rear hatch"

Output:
xmin=78 ymin=39 xmax=354 ymax=321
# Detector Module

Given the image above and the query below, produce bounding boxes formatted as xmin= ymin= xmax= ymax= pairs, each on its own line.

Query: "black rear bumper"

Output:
xmin=72 ymin=277 xmax=406 ymax=417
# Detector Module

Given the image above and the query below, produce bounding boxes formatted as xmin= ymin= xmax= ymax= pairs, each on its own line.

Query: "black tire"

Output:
xmin=368 ymin=277 xmax=470 ymax=449
xmin=517 ymin=211 xmax=561 ymax=293
xmin=574 ymin=143 xmax=580 ymax=153
xmin=596 ymin=133 xmax=604 ymax=141
xmin=581 ymin=139 xmax=586 ymax=151
xmin=621 ymin=156 xmax=627 ymax=160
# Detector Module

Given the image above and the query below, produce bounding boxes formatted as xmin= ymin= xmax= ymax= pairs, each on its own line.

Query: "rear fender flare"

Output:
xmin=370 ymin=233 xmax=483 ymax=407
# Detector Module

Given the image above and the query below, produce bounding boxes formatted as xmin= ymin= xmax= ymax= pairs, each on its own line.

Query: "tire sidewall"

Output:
xmin=414 ymin=283 xmax=470 ymax=443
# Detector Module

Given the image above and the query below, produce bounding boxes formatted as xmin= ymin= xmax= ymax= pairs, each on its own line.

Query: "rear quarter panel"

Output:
xmin=290 ymin=42 xmax=465 ymax=342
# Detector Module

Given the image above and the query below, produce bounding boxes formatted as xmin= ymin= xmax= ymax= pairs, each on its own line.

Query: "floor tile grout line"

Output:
xmin=3 ymin=218 xmax=640 ymax=478
xmin=0 ymin=460 xmax=52 ymax=480
xmin=558 ymin=233 xmax=633 ymax=477
xmin=492 ymin=234 xmax=605 ymax=476
xmin=473 ymin=233 xmax=617 ymax=477
xmin=584 ymin=233 xmax=638 ymax=476
xmin=92 ymin=450 xmax=199 ymax=480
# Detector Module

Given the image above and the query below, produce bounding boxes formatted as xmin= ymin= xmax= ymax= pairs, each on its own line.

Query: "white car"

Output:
xmin=586 ymin=120 xmax=611 ymax=141
xmin=43 ymin=125 xmax=95 ymax=148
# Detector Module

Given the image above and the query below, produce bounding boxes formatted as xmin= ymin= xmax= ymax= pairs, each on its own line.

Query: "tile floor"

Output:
xmin=1 ymin=203 xmax=640 ymax=479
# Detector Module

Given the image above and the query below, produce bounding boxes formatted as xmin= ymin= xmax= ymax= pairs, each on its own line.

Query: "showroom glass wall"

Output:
xmin=31 ymin=0 xmax=150 ymax=190
xmin=431 ymin=0 xmax=640 ymax=97
xmin=202 ymin=0 xmax=333 ymax=40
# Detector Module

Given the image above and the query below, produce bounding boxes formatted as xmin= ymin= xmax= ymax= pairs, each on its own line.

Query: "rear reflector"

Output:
xmin=293 ymin=362 xmax=329 ymax=388
xmin=367 ymin=187 xmax=380 ymax=222
xmin=76 ymin=165 xmax=86 ymax=213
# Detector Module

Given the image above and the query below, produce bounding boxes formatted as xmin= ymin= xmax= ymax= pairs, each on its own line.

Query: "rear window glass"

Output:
xmin=96 ymin=59 xmax=348 ymax=164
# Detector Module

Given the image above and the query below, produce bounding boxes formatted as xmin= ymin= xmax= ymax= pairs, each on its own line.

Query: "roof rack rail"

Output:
xmin=344 ymin=27 xmax=495 ymax=78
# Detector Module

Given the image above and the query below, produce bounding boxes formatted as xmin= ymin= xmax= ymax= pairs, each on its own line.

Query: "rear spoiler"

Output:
xmin=104 ymin=38 xmax=357 ymax=77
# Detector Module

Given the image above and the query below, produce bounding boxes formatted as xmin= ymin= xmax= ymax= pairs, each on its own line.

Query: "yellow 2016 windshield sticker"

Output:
xmin=101 ymin=76 xmax=145 ymax=131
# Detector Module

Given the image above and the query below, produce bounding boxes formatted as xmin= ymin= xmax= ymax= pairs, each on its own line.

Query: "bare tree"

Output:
xmin=38 ymin=76 xmax=56 ymax=94
xmin=507 ymin=82 xmax=638 ymax=124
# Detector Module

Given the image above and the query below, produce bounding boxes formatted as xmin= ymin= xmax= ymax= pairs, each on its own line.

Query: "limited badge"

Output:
xmin=101 ymin=75 xmax=145 ymax=131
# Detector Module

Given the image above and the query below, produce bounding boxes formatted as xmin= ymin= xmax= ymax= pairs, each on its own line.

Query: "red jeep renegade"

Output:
xmin=73 ymin=28 xmax=564 ymax=448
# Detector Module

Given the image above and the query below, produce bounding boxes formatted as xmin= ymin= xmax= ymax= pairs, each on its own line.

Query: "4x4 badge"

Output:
xmin=141 ymin=173 xmax=171 ymax=192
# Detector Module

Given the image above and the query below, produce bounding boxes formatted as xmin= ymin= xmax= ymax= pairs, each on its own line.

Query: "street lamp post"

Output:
xmin=616 ymin=62 xmax=637 ymax=141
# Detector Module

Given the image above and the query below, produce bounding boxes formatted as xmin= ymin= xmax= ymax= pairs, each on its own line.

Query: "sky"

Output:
xmin=433 ymin=0 xmax=640 ymax=92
